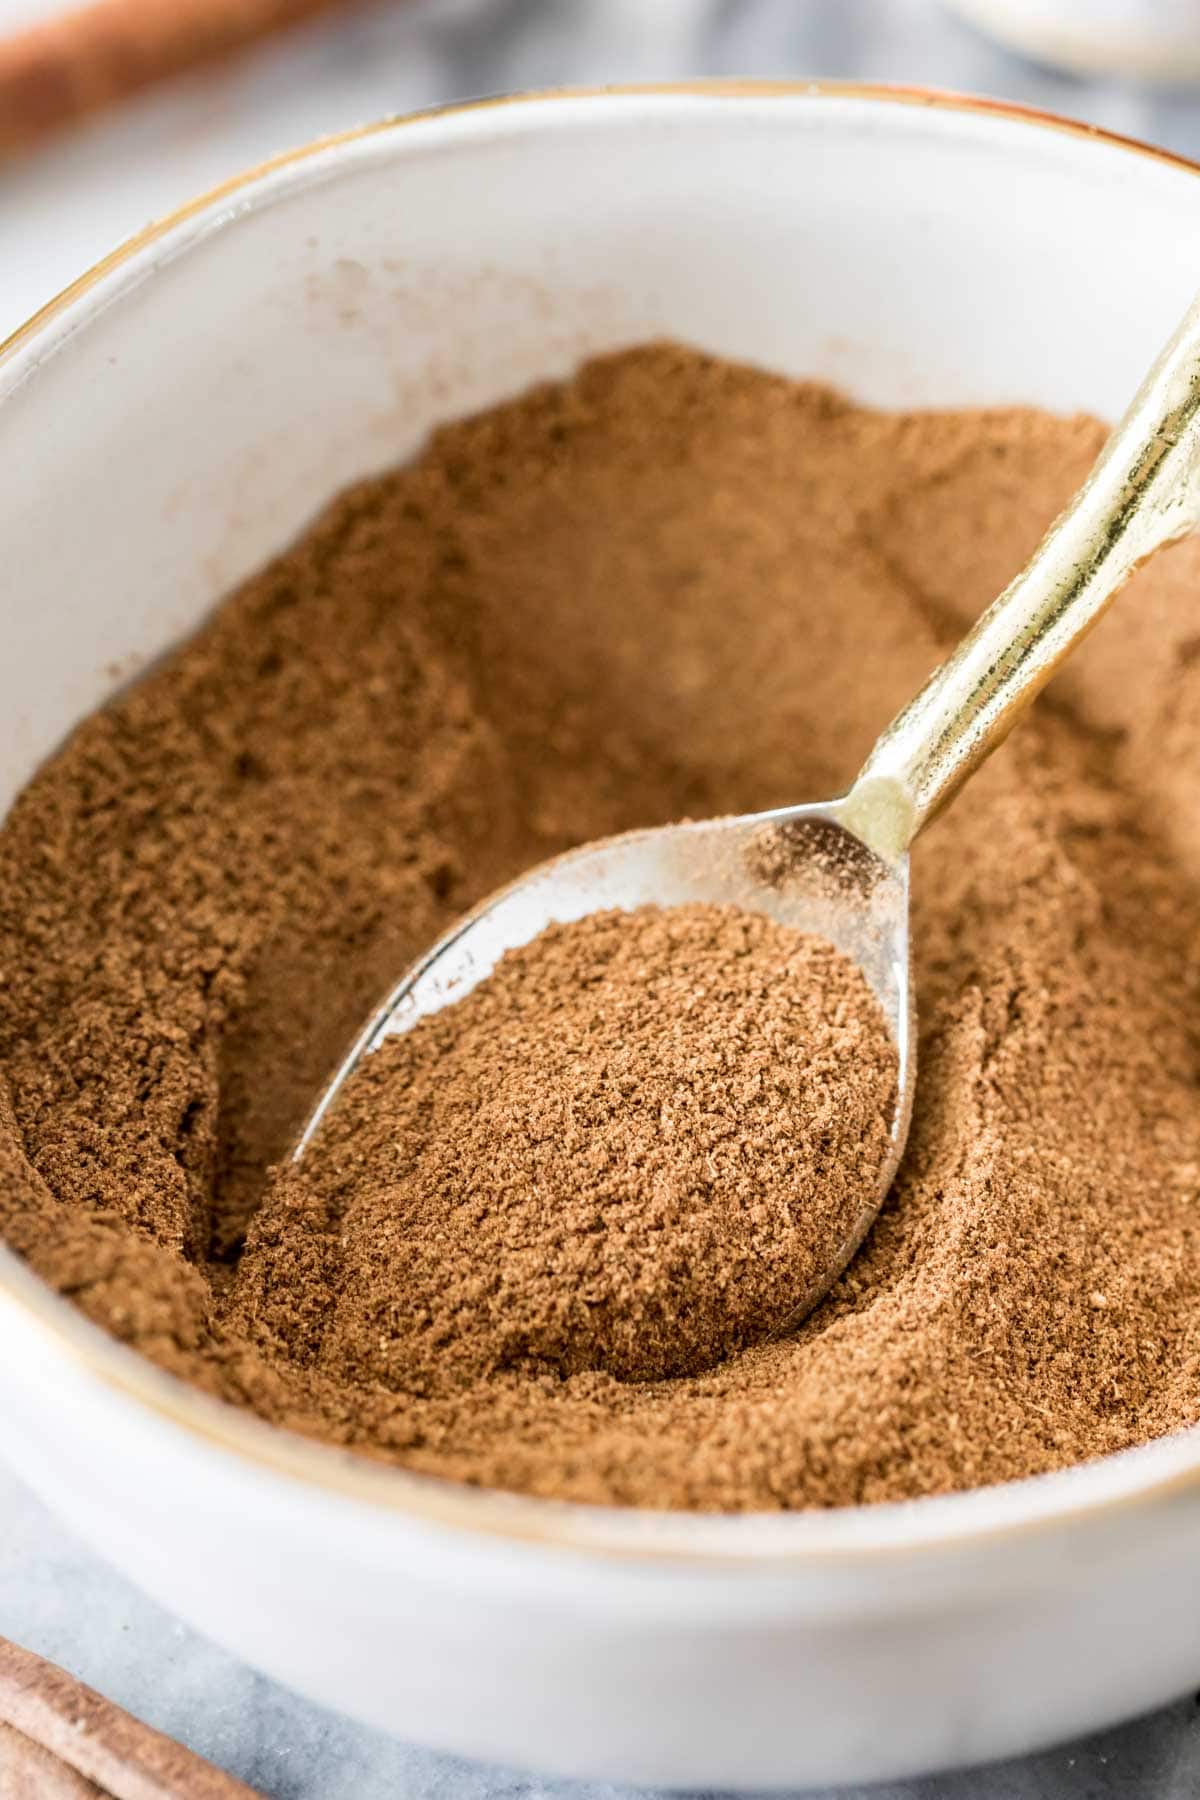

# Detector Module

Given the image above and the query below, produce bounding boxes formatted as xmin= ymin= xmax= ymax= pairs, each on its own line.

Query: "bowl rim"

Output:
xmin=4 ymin=77 xmax=1200 ymax=1568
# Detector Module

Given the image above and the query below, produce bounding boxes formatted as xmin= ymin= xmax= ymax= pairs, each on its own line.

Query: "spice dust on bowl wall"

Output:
xmin=3 ymin=85 xmax=1200 ymax=1791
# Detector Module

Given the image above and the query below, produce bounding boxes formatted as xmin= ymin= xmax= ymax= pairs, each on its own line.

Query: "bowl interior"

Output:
xmin=3 ymin=88 xmax=1200 ymax=817
xmin=3 ymin=85 xmax=1200 ymax=1557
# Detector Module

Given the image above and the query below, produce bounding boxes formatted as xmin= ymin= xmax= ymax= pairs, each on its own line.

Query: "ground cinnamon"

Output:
xmin=258 ymin=904 xmax=896 ymax=1388
xmin=2 ymin=343 xmax=1200 ymax=1510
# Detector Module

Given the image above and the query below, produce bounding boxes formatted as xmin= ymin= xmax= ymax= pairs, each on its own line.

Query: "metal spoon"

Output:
xmin=297 ymin=292 xmax=1200 ymax=1330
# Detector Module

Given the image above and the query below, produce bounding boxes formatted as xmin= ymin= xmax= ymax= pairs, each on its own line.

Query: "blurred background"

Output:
xmin=5 ymin=0 xmax=1200 ymax=340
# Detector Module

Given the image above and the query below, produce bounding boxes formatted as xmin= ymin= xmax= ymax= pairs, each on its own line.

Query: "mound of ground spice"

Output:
xmin=2 ymin=343 xmax=1200 ymax=1510
xmin=257 ymin=904 xmax=897 ymax=1388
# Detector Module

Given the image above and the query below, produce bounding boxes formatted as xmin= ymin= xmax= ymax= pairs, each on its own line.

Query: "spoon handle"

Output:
xmin=841 ymin=290 xmax=1200 ymax=861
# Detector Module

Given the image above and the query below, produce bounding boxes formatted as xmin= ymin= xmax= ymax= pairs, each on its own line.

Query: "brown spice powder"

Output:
xmin=3 ymin=343 xmax=1200 ymax=1510
xmin=257 ymin=904 xmax=897 ymax=1388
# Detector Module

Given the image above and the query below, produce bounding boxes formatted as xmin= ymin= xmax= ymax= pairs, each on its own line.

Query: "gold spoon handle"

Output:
xmin=840 ymin=290 xmax=1200 ymax=862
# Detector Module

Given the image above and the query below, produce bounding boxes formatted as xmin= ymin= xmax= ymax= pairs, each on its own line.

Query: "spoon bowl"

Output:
xmin=296 ymin=802 xmax=915 ymax=1322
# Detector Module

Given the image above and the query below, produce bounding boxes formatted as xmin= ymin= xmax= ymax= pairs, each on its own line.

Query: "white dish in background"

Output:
xmin=944 ymin=0 xmax=1200 ymax=83
xmin=2 ymin=83 xmax=1200 ymax=1791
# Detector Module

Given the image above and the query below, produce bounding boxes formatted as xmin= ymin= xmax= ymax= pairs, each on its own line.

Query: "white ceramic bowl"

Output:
xmin=943 ymin=0 xmax=1200 ymax=83
xmin=3 ymin=84 xmax=1200 ymax=1792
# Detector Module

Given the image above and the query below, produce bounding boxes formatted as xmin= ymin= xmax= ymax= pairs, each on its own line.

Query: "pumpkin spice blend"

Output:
xmin=267 ymin=904 xmax=898 ymax=1391
xmin=3 ymin=343 xmax=1200 ymax=1510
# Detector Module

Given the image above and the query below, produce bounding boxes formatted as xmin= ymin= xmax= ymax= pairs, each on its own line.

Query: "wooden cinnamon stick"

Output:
xmin=0 ymin=1637 xmax=262 ymax=1800
xmin=0 ymin=1717 xmax=108 ymax=1797
xmin=0 ymin=0 xmax=368 ymax=158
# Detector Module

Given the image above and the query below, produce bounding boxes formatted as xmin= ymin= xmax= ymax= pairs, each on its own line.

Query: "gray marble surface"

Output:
xmin=5 ymin=3 xmax=1200 ymax=1795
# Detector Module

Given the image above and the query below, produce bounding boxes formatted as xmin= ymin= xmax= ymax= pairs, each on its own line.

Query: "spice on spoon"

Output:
xmin=268 ymin=903 xmax=897 ymax=1387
